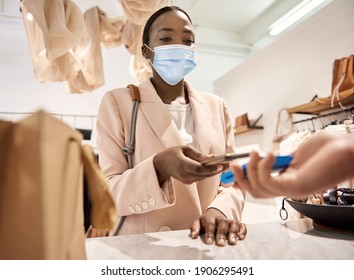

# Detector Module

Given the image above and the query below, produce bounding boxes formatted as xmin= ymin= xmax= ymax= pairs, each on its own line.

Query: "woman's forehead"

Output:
xmin=151 ymin=10 xmax=193 ymax=32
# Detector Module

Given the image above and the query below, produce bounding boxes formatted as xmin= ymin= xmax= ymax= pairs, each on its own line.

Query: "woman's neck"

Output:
xmin=151 ymin=78 xmax=189 ymax=104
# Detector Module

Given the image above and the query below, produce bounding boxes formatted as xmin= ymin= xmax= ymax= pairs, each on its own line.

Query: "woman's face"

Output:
xmin=144 ymin=10 xmax=195 ymax=58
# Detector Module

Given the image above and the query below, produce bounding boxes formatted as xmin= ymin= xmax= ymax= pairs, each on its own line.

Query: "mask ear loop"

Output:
xmin=279 ymin=197 xmax=289 ymax=220
xmin=143 ymin=43 xmax=154 ymax=66
xmin=143 ymin=43 xmax=154 ymax=57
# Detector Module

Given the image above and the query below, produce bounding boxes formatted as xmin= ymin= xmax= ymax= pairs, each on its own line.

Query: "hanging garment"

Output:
xmin=20 ymin=0 xmax=86 ymax=82
xmin=20 ymin=1 xmax=126 ymax=93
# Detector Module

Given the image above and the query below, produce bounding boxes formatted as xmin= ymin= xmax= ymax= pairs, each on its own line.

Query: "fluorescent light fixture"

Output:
xmin=269 ymin=0 xmax=327 ymax=36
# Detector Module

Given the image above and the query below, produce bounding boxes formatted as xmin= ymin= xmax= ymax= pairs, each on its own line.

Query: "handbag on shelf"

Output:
xmin=0 ymin=111 xmax=116 ymax=259
xmin=329 ymin=54 xmax=354 ymax=108
xmin=287 ymin=54 xmax=354 ymax=114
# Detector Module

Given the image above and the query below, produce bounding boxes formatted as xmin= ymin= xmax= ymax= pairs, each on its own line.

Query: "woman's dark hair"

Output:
xmin=142 ymin=6 xmax=192 ymax=45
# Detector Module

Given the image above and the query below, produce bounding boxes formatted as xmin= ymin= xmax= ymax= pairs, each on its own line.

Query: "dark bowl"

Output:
xmin=285 ymin=198 xmax=354 ymax=230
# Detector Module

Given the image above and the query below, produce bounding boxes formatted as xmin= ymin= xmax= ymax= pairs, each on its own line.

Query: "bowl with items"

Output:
xmin=283 ymin=187 xmax=354 ymax=231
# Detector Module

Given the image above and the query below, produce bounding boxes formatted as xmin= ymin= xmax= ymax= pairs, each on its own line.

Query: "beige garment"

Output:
xmin=0 ymin=111 xmax=116 ymax=259
xmin=21 ymin=1 xmax=126 ymax=92
xmin=129 ymin=53 xmax=153 ymax=83
xmin=96 ymin=80 xmax=244 ymax=235
xmin=99 ymin=10 xmax=125 ymax=49
xmin=20 ymin=0 xmax=85 ymax=82
xmin=121 ymin=0 xmax=171 ymax=25
xmin=122 ymin=21 xmax=144 ymax=55
xmin=65 ymin=6 xmax=104 ymax=93
xmin=121 ymin=20 xmax=152 ymax=82
xmin=66 ymin=7 xmax=126 ymax=93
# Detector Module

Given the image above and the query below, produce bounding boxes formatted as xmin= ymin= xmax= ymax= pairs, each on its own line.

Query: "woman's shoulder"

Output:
xmin=103 ymin=87 xmax=131 ymax=98
xmin=98 ymin=87 xmax=135 ymax=115
xmin=101 ymin=86 xmax=137 ymax=106
xmin=103 ymin=80 xmax=153 ymax=102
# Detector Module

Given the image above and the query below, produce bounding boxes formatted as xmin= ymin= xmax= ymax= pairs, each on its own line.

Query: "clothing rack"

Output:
xmin=292 ymin=106 xmax=354 ymax=131
xmin=0 ymin=111 xmax=97 ymax=140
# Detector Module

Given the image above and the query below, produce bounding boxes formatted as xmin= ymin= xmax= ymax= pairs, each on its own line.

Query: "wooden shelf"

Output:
xmin=234 ymin=125 xmax=263 ymax=135
xmin=286 ymin=88 xmax=354 ymax=115
xmin=234 ymin=114 xmax=263 ymax=135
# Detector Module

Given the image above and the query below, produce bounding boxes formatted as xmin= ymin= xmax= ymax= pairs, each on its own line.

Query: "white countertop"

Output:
xmin=85 ymin=218 xmax=354 ymax=260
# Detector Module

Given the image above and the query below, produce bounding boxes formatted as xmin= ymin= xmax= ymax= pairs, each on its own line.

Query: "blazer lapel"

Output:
xmin=186 ymin=83 xmax=212 ymax=154
xmin=137 ymin=80 xmax=184 ymax=148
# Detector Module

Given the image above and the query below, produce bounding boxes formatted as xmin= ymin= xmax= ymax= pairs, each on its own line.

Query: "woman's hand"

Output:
xmin=190 ymin=208 xmax=247 ymax=246
xmin=153 ymin=145 xmax=225 ymax=184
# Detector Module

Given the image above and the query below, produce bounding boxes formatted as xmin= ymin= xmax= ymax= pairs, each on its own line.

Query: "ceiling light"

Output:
xmin=269 ymin=0 xmax=327 ymax=36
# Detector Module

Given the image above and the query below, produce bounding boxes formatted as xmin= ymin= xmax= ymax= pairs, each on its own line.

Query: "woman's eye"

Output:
xmin=160 ymin=37 xmax=171 ymax=42
xmin=184 ymin=39 xmax=195 ymax=45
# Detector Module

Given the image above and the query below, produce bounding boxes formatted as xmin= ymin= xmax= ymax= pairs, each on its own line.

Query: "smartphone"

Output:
xmin=201 ymin=152 xmax=250 ymax=166
xmin=220 ymin=155 xmax=293 ymax=184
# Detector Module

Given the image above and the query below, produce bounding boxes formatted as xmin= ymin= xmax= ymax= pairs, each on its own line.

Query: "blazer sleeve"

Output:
xmin=207 ymin=99 xmax=245 ymax=221
xmin=96 ymin=90 xmax=175 ymax=217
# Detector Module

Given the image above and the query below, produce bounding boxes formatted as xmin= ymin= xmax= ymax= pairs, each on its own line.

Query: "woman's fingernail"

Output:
xmin=218 ymin=237 xmax=226 ymax=246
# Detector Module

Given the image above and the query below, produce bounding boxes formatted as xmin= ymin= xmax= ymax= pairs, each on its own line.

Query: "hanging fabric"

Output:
xmin=20 ymin=0 xmax=125 ymax=93
xmin=20 ymin=0 xmax=85 ymax=82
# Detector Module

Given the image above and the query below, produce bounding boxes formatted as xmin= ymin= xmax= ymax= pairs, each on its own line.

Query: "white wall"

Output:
xmin=215 ymin=0 xmax=354 ymax=152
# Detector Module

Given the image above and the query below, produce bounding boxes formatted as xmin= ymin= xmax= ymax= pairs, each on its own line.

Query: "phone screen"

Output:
xmin=201 ymin=152 xmax=250 ymax=166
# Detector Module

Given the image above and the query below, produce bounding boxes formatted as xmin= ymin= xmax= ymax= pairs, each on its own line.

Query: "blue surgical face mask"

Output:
xmin=145 ymin=44 xmax=197 ymax=85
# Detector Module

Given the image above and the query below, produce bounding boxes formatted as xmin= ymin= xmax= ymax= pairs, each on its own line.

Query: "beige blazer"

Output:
xmin=97 ymin=79 xmax=244 ymax=235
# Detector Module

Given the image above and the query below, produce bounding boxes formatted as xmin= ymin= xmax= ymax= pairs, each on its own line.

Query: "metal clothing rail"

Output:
xmin=292 ymin=106 xmax=354 ymax=126
xmin=0 ymin=111 xmax=97 ymax=119
xmin=0 ymin=111 xmax=97 ymax=133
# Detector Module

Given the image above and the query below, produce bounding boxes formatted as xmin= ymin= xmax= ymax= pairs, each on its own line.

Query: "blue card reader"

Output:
xmin=220 ymin=155 xmax=293 ymax=184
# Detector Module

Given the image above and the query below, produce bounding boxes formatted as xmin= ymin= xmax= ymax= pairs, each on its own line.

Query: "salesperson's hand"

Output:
xmin=190 ymin=208 xmax=247 ymax=246
xmin=153 ymin=145 xmax=225 ymax=184
xmin=230 ymin=130 xmax=347 ymax=198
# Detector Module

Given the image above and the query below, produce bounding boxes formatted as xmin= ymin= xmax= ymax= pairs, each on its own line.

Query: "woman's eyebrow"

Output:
xmin=157 ymin=27 xmax=174 ymax=32
xmin=157 ymin=27 xmax=194 ymax=35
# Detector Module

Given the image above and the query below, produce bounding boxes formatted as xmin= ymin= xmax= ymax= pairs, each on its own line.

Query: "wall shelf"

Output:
xmin=286 ymin=88 xmax=354 ymax=115
xmin=234 ymin=114 xmax=263 ymax=135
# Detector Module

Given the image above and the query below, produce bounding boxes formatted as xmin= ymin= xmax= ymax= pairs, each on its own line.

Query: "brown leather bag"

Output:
xmin=287 ymin=54 xmax=354 ymax=114
xmin=330 ymin=55 xmax=354 ymax=108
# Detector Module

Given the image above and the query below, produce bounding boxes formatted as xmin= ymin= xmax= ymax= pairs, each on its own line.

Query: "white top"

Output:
xmin=164 ymin=96 xmax=196 ymax=147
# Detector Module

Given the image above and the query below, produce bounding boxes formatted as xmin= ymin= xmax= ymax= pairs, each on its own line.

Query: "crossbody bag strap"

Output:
xmin=123 ymin=84 xmax=141 ymax=169
xmin=113 ymin=84 xmax=141 ymax=235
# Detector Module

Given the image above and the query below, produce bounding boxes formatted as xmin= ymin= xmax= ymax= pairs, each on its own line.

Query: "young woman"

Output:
xmin=96 ymin=6 xmax=246 ymax=246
